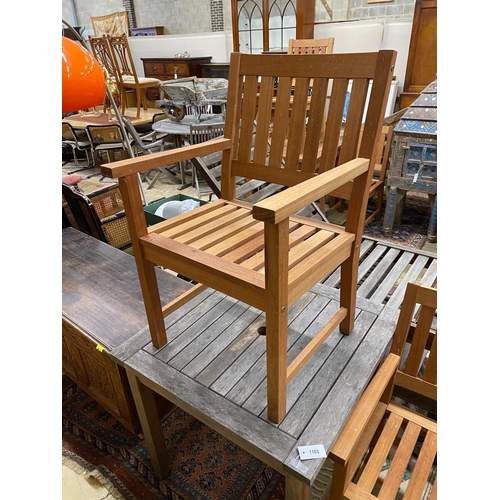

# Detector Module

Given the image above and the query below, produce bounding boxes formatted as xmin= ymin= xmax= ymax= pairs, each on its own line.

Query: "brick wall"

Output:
xmin=62 ymin=0 xmax=416 ymax=36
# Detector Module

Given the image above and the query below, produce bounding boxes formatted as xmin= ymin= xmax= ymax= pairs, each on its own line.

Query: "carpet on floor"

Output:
xmin=62 ymin=376 xmax=286 ymax=500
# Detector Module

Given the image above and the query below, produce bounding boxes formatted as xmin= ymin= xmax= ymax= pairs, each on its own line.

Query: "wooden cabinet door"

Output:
xmin=400 ymin=0 xmax=437 ymax=109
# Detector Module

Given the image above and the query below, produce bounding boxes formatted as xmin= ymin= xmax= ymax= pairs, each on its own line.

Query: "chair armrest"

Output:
xmin=252 ymin=158 xmax=369 ymax=224
xmin=329 ymin=353 xmax=399 ymax=466
xmin=100 ymin=137 xmax=231 ymax=179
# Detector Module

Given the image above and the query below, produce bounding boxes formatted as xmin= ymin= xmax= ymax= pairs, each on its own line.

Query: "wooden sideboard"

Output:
xmin=62 ymin=228 xmax=192 ymax=434
xmin=130 ymin=26 xmax=164 ymax=36
xmin=141 ymin=56 xmax=212 ymax=101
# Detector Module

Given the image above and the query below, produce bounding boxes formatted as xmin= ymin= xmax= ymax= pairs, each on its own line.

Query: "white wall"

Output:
xmin=314 ymin=19 xmax=412 ymax=95
xmin=128 ymin=31 xmax=233 ymax=77
xmin=128 ymin=20 xmax=412 ymax=97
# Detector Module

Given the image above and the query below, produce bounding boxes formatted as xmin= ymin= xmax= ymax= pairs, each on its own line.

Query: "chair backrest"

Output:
xmin=390 ymin=281 xmax=437 ymax=405
xmin=91 ymin=11 xmax=129 ymax=37
xmin=189 ymin=122 xmax=225 ymax=145
xmin=107 ymin=34 xmax=139 ymax=84
xmin=220 ymin=50 xmax=397 ymax=226
xmin=88 ymin=35 xmax=121 ymax=84
xmin=287 ymin=37 xmax=334 ymax=54
xmin=62 ymin=122 xmax=78 ymax=142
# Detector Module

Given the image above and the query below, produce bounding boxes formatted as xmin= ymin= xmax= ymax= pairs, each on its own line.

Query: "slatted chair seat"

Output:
xmin=100 ymin=50 xmax=397 ymax=424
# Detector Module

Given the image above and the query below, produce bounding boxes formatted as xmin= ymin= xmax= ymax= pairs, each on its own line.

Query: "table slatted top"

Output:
xmin=112 ymin=238 xmax=437 ymax=484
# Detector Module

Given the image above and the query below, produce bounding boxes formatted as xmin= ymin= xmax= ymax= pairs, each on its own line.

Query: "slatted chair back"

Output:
xmin=391 ymin=280 xmax=438 ymax=404
xmin=328 ymin=281 xmax=437 ymax=500
xmin=287 ymin=37 xmax=334 ymax=54
xmin=99 ymin=50 xmax=397 ymax=423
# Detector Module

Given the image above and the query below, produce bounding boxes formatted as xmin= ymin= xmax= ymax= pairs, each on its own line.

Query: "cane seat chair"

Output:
xmin=107 ymin=34 xmax=160 ymax=117
xmin=62 ymin=182 xmax=131 ymax=250
xmin=328 ymin=281 xmax=437 ymax=499
xmin=100 ymin=50 xmax=397 ymax=423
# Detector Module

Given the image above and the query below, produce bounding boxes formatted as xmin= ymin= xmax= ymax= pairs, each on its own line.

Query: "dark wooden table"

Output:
xmin=62 ymin=227 xmax=192 ymax=433
xmin=110 ymin=238 xmax=437 ymax=496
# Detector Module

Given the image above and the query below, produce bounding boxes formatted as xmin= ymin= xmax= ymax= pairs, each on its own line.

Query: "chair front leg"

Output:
xmin=264 ymin=220 xmax=289 ymax=423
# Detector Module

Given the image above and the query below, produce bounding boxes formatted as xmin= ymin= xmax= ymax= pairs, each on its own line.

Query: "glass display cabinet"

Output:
xmin=230 ymin=0 xmax=314 ymax=53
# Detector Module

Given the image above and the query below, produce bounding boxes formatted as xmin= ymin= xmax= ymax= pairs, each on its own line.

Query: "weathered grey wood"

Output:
xmin=181 ymin=305 xmax=261 ymax=378
xmin=357 ymin=246 xmax=403 ymax=298
xmin=310 ymin=282 xmax=383 ymax=316
xmin=114 ymin=237 xmax=437 ymax=492
xmin=369 ymin=250 xmax=415 ymax=304
xmin=279 ymin=309 xmax=378 ymax=436
xmin=321 ymin=239 xmax=376 ymax=288
xmin=283 ymin=303 xmax=400 ymax=484
xmin=125 ymin=349 xmax=297 ymax=473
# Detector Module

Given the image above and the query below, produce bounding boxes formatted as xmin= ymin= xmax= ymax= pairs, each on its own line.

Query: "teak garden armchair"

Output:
xmin=328 ymin=281 xmax=437 ymax=499
xmin=100 ymin=50 xmax=397 ymax=423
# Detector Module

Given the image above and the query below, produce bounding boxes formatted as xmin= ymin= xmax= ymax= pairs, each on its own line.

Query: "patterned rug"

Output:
xmin=62 ymin=376 xmax=285 ymax=500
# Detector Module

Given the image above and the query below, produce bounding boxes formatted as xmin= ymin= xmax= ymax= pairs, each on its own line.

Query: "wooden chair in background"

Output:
xmin=108 ymin=34 xmax=160 ymax=117
xmin=328 ymin=281 xmax=437 ymax=499
xmin=100 ymin=50 xmax=397 ymax=423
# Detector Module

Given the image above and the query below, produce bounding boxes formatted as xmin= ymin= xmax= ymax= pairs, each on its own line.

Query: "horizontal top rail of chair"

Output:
xmin=252 ymin=158 xmax=369 ymax=224
xmin=100 ymin=137 xmax=231 ymax=178
xmin=238 ymin=52 xmax=389 ymax=79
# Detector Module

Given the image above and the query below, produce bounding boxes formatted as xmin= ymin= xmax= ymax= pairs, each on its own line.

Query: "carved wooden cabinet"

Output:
xmin=231 ymin=0 xmax=314 ymax=53
xmin=400 ymin=0 xmax=437 ymax=109
xmin=62 ymin=228 xmax=192 ymax=434
xmin=141 ymin=56 xmax=212 ymax=101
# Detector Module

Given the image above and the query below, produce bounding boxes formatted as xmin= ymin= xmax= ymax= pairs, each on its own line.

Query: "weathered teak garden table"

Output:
xmin=110 ymin=238 xmax=437 ymax=498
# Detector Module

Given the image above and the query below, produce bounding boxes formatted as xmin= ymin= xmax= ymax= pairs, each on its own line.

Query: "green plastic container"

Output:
xmin=144 ymin=194 xmax=207 ymax=226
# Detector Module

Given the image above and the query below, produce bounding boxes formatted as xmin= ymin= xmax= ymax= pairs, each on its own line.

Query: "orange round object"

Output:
xmin=62 ymin=36 xmax=106 ymax=113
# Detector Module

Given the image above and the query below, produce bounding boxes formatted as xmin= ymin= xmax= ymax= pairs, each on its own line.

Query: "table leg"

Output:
xmin=126 ymin=368 xmax=171 ymax=478
xmin=427 ymin=194 xmax=437 ymax=243
xmin=285 ymin=474 xmax=312 ymax=500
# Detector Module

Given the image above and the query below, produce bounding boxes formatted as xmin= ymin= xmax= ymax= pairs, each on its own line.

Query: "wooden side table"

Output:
xmin=62 ymin=228 xmax=192 ymax=433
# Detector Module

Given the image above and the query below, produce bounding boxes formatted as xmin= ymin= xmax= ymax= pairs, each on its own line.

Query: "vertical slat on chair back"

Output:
xmin=391 ymin=281 xmax=437 ymax=401
xmin=287 ymin=37 xmax=335 ymax=55
xmin=221 ymin=51 xmax=396 ymax=209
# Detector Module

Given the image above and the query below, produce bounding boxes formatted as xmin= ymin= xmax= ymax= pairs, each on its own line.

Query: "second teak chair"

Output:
xmin=100 ymin=50 xmax=397 ymax=423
